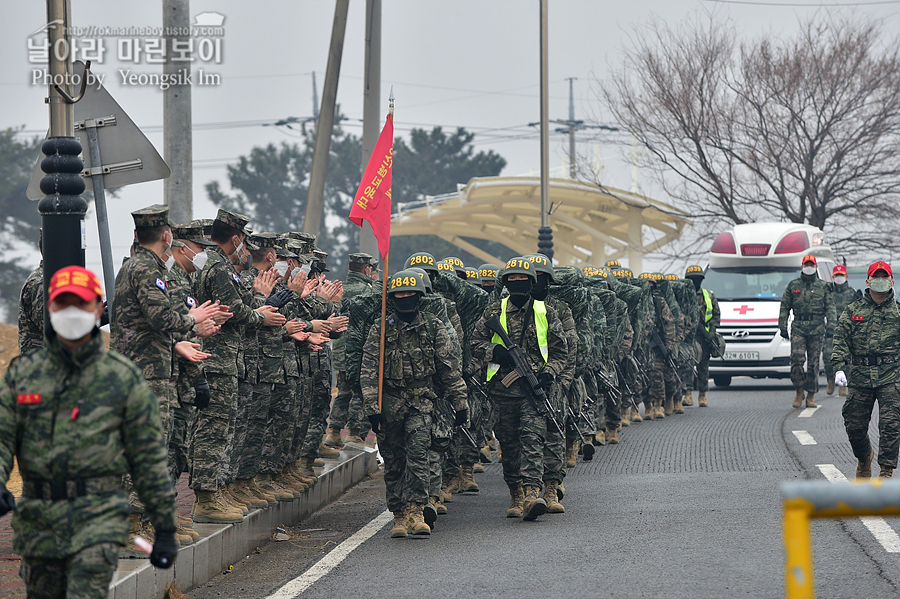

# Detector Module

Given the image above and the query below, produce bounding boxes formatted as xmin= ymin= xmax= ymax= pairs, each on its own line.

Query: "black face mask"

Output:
xmin=530 ymin=274 xmax=550 ymax=301
xmin=690 ymin=277 xmax=702 ymax=291
xmin=393 ymin=295 xmax=420 ymax=322
xmin=506 ymin=279 xmax=532 ymax=307
xmin=481 ymin=283 xmax=495 ymax=292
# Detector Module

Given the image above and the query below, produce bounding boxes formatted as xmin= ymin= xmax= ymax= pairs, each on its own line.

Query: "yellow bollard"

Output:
xmin=783 ymin=498 xmax=814 ymax=599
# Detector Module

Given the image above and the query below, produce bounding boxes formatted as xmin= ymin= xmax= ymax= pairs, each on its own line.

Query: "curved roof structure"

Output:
xmin=391 ymin=176 xmax=691 ymax=272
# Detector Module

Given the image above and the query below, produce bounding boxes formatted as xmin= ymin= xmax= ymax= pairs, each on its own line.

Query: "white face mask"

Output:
xmin=274 ymin=262 xmax=288 ymax=277
xmin=191 ymin=249 xmax=208 ymax=272
xmin=231 ymin=239 xmax=244 ymax=259
xmin=802 ymin=266 xmax=817 ymax=276
xmin=165 ymin=255 xmax=176 ymax=271
xmin=290 ymin=266 xmax=302 ymax=279
xmin=50 ymin=305 xmax=99 ymax=340
xmin=833 ymin=275 xmax=847 ymax=285
xmin=165 ymin=232 xmax=174 ymax=253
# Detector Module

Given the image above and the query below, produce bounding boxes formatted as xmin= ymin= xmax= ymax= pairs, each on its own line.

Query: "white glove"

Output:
xmin=835 ymin=371 xmax=847 ymax=387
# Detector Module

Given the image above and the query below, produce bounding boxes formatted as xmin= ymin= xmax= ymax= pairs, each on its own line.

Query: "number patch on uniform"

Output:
xmin=17 ymin=394 xmax=42 ymax=405
xmin=792 ymin=289 xmax=801 ymax=293
xmin=851 ymin=315 xmax=865 ymax=321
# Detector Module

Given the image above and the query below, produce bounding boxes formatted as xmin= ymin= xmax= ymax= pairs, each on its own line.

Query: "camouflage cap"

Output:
xmin=312 ymin=249 xmax=328 ymax=262
xmin=249 ymin=232 xmax=278 ymax=249
xmin=170 ymin=239 xmax=185 ymax=249
xmin=685 ymin=264 xmax=705 ymax=278
xmin=193 ymin=219 xmax=214 ymax=239
xmin=215 ymin=208 xmax=250 ymax=231
xmin=349 ymin=252 xmax=374 ymax=265
xmin=276 ymin=247 xmax=298 ymax=259
xmin=172 ymin=222 xmax=215 ymax=246
xmin=132 ymin=204 xmax=170 ymax=229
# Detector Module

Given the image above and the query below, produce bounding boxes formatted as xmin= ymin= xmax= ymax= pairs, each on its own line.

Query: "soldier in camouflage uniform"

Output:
xmin=362 ymin=270 xmax=468 ymax=538
xmin=325 ymin=253 xmax=377 ymax=448
xmin=0 ymin=266 xmax=178 ymax=596
xmin=824 ymin=264 xmax=862 ymax=396
xmin=779 ymin=254 xmax=836 ymax=408
xmin=18 ymin=258 xmax=44 ymax=357
xmin=471 ymin=258 xmax=568 ymax=521
xmin=833 ymin=261 xmax=900 ymax=479
xmin=479 ymin=263 xmax=499 ymax=295
xmin=640 ymin=273 xmax=676 ymax=420
xmin=684 ymin=265 xmax=721 ymax=407
xmin=191 ymin=210 xmax=286 ymax=522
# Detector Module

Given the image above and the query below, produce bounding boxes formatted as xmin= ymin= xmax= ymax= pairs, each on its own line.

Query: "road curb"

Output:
xmin=108 ymin=445 xmax=379 ymax=599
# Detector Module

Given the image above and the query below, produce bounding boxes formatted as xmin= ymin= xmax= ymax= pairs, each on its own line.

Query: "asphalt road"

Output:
xmin=189 ymin=378 xmax=900 ymax=599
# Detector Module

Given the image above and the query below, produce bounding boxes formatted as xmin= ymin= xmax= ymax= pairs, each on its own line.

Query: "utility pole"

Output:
xmin=163 ymin=0 xmax=192 ymax=224
xmin=565 ymin=77 xmax=577 ymax=178
xmin=40 ymin=0 xmax=88 ymax=335
xmin=537 ymin=0 xmax=554 ymax=261
xmin=311 ymin=71 xmax=320 ymax=123
xmin=304 ymin=0 xmax=350 ymax=238
xmin=358 ymin=0 xmax=381 ymax=258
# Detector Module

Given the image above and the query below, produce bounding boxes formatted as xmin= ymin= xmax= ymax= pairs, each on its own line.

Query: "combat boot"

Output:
xmin=882 ymin=467 xmax=894 ymax=478
xmin=191 ymin=490 xmax=244 ymax=524
xmin=581 ymin=436 xmax=595 ymax=461
xmin=221 ymin=486 xmax=249 ymax=515
xmin=274 ymin=472 xmax=306 ymax=497
xmin=422 ymin=499 xmax=438 ymax=530
xmin=297 ymin=456 xmax=318 ymax=480
xmin=291 ymin=462 xmax=317 ymax=486
xmin=324 ymin=427 xmax=344 ymax=448
xmin=232 ymin=480 xmax=268 ymax=509
xmin=543 ymin=480 xmax=565 ymax=514
xmin=792 ymin=388 xmax=804 ymax=408
xmin=839 ymin=386 xmax=848 ymax=396
xmin=630 ymin=407 xmax=643 ymax=422
xmin=522 ymin=485 xmax=548 ymax=521
xmin=683 ymin=391 xmax=694 ymax=406
xmin=664 ymin=397 xmax=674 ymax=416
xmin=318 ymin=443 xmax=341 ymax=459
xmin=407 ymin=502 xmax=431 ymax=535
xmin=653 ymin=404 xmax=665 ymax=419
xmin=507 ymin=484 xmax=524 ymax=518
xmin=473 ymin=462 xmax=485 ymax=473
xmin=177 ymin=514 xmax=195 ymax=530
xmin=431 ymin=495 xmax=447 ymax=515
xmin=826 ymin=378 xmax=836 ymax=396
xmin=175 ymin=524 xmax=196 ymax=546
xmin=565 ymin=439 xmax=579 ymax=468
xmin=698 ymin=392 xmax=708 ymax=408
xmin=344 ymin=429 xmax=366 ymax=445
xmin=557 ymin=482 xmax=565 ymax=500
xmin=121 ymin=513 xmax=150 ymax=558
xmin=594 ymin=430 xmax=607 ymax=446
xmin=247 ymin=477 xmax=277 ymax=504
xmin=857 ymin=450 xmax=874 ymax=478
xmin=391 ymin=508 xmax=409 ymax=538
xmin=805 ymin=392 xmax=818 ymax=409
xmin=606 ymin=427 xmax=620 ymax=445
xmin=459 ymin=464 xmax=479 ymax=493
xmin=313 ymin=458 xmax=325 ymax=467
xmin=620 ymin=410 xmax=631 ymax=427
xmin=257 ymin=474 xmax=294 ymax=502
xmin=480 ymin=445 xmax=492 ymax=463
xmin=440 ymin=476 xmax=454 ymax=503
xmin=674 ymin=397 xmax=685 ymax=414
xmin=446 ymin=469 xmax=462 ymax=494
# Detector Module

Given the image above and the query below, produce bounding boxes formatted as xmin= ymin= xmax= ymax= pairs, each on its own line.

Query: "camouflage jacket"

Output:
xmin=239 ymin=267 xmax=263 ymax=383
xmin=0 ymin=333 xmax=176 ymax=557
xmin=18 ymin=263 xmax=44 ymax=357
xmin=332 ymin=271 xmax=375 ymax=371
xmin=470 ymin=297 xmax=568 ymax=399
xmin=779 ymin=275 xmax=836 ymax=336
xmin=196 ymin=246 xmax=265 ymax=376
xmin=543 ymin=296 xmax=577 ymax=391
xmin=361 ymin=311 xmax=467 ymax=422
xmin=650 ymin=291 xmax=676 ymax=357
xmin=832 ymin=289 xmax=900 ymax=388
xmin=829 ymin=283 xmax=863 ymax=322
xmin=168 ymin=263 xmax=203 ymax=393
xmin=111 ymin=246 xmax=197 ymax=380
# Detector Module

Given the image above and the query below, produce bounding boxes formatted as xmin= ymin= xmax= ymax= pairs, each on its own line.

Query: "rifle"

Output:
xmin=633 ymin=355 xmax=652 ymax=389
xmin=567 ymin=405 xmax=594 ymax=433
xmin=593 ymin=364 xmax=621 ymax=406
xmin=484 ymin=315 xmax=565 ymax=436
xmin=650 ymin=327 xmax=684 ymax=388
xmin=614 ymin=362 xmax=639 ymax=410
xmin=457 ymin=421 xmax=479 ymax=449
xmin=462 ymin=369 xmax=490 ymax=405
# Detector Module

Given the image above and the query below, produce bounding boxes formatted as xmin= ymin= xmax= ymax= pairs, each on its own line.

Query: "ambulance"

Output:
xmin=703 ymin=222 xmax=836 ymax=387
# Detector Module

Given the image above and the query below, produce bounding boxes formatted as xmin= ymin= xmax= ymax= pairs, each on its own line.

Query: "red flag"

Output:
xmin=349 ymin=113 xmax=393 ymax=259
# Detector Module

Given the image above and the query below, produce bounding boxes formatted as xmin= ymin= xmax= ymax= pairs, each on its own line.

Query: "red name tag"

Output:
xmin=851 ymin=315 xmax=865 ymax=321
xmin=17 ymin=394 xmax=42 ymax=405
xmin=792 ymin=289 xmax=801 ymax=293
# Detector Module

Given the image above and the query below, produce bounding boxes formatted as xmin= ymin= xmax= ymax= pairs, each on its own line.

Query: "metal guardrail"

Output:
xmin=781 ymin=479 xmax=900 ymax=599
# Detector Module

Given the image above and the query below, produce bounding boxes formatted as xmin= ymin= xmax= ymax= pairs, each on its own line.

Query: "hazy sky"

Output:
xmin=2 ymin=0 xmax=898 ymax=278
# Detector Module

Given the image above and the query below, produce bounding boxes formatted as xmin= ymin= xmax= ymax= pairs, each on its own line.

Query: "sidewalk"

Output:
xmin=0 ymin=442 xmax=378 ymax=599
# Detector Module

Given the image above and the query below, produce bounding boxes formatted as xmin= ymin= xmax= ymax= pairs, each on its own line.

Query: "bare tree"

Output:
xmin=599 ymin=13 xmax=900 ymax=259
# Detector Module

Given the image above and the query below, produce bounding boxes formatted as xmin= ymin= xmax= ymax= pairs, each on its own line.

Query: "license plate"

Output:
xmin=723 ymin=351 xmax=759 ymax=361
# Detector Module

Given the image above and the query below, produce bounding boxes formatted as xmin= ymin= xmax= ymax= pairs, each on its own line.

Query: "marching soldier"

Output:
xmin=825 ymin=264 xmax=862 ymax=396
xmin=18 ymin=237 xmax=44 ymax=357
xmin=684 ymin=265 xmax=720 ymax=407
xmin=362 ymin=270 xmax=468 ymax=538
xmin=833 ymin=261 xmax=900 ymax=479
xmin=779 ymin=255 xmax=836 ymax=408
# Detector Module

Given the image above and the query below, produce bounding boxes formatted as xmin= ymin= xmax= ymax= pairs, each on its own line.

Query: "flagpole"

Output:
xmin=376 ymin=89 xmax=394 ymax=413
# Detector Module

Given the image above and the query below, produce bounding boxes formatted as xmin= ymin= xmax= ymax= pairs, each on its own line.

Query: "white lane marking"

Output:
xmin=265 ymin=510 xmax=393 ymax=598
xmin=799 ymin=406 xmax=820 ymax=418
xmin=816 ymin=464 xmax=900 ymax=553
xmin=792 ymin=430 xmax=817 ymax=445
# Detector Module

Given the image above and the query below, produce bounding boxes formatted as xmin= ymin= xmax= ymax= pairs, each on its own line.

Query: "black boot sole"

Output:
xmin=423 ymin=504 xmax=437 ymax=529
xmin=523 ymin=499 xmax=548 ymax=521
xmin=581 ymin=443 xmax=595 ymax=461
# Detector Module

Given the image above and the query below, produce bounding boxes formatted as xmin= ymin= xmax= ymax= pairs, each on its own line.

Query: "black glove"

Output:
xmin=99 ymin=302 xmax=110 ymax=327
xmin=265 ymin=288 xmax=293 ymax=309
xmin=492 ymin=345 xmax=515 ymax=368
xmin=150 ymin=529 xmax=178 ymax=569
xmin=454 ymin=409 xmax=468 ymax=426
xmin=193 ymin=379 xmax=211 ymax=410
xmin=368 ymin=413 xmax=386 ymax=435
xmin=537 ymin=372 xmax=554 ymax=391
xmin=780 ymin=330 xmax=790 ymax=340
xmin=825 ymin=328 xmax=834 ymax=338
xmin=0 ymin=483 xmax=15 ymax=517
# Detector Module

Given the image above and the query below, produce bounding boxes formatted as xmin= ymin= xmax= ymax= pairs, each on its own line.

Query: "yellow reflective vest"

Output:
xmin=486 ymin=296 xmax=549 ymax=382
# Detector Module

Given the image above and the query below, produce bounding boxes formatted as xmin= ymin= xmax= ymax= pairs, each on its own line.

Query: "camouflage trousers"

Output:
xmin=593 ymin=365 xmax=621 ymax=432
xmin=842 ymin=382 xmax=900 ymax=469
xmin=20 ymin=542 xmax=118 ymax=599
xmin=544 ymin=382 xmax=565 ymax=482
xmin=378 ymin=409 xmax=432 ymax=512
xmin=428 ymin=448 xmax=443 ymax=497
xmin=328 ymin=371 xmax=372 ymax=436
xmin=260 ymin=380 xmax=294 ymax=474
xmin=697 ymin=342 xmax=712 ymax=393
xmin=299 ymin=369 xmax=332 ymax=459
xmin=790 ymin=333 xmax=824 ymax=393
xmin=288 ymin=374 xmax=314 ymax=463
xmin=494 ymin=394 xmax=547 ymax=489
xmin=168 ymin=399 xmax=193 ymax=486
xmin=823 ymin=336 xmax=835 ymax=380
xmin=129 ymin=377 xmax=177 ymax=512
xmin=190 ymin=373 xmax=237 ymax=491
xmin=644 ymin=353 xmax=666 ymax=409
xmin=570 ymin=377 xmax=594 ymax=439
xmin=237 ymin=382 xmax=273 ymax=480
xmin=225 ymin=377 xmax=255 ymax=482
xmin=458 ymin=389 xmax=486 ymax=466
